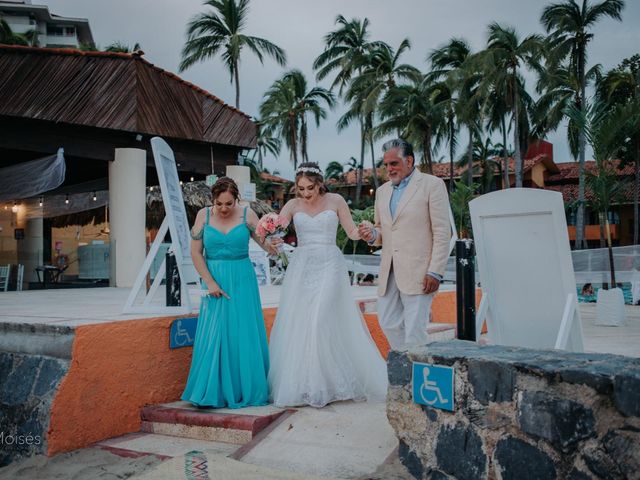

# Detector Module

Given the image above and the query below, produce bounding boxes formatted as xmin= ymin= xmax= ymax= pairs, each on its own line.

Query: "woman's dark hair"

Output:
xmin=295 ymin=162 xmax=327 ymax=195
xmin=211 ymin=176 xmax=240 ymax=200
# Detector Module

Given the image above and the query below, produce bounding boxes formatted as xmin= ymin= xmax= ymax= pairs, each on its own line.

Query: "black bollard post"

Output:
xmin=456 ymin=239 xmax=476 ymax=341
xmin=165 ymin=251 xmax=181 ymax=306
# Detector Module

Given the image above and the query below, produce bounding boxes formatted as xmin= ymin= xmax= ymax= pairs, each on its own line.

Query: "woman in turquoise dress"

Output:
xmin=182 ymin=177 xmax=276 ymax=408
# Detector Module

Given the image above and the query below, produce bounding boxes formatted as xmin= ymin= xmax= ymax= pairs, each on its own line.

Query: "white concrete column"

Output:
xmin=109 ymin=148 xmax=146 ymax=287
xmin=17 ymin=217 xmax=43 ymax=285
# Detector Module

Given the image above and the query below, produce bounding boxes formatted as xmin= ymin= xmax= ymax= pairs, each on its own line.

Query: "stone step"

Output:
xmin=95 ymin=431 xmax=238 ymax=459
xmin=140 ymin=401 xmax=289 ymax=445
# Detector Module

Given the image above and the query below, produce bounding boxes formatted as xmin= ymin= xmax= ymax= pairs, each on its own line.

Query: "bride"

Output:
xmin=268 ymin=162 xmax=388 ymax=408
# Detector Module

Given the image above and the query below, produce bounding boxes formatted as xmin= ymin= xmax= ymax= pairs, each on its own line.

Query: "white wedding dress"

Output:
xmin=268 ymin=210 xmax=388 ymax=408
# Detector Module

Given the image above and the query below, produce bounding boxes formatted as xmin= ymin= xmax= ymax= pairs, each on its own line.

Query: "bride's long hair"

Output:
xmin=295 ymin=162 xmax=327 ymax=196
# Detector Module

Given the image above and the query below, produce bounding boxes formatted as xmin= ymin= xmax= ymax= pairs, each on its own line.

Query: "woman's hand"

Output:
xmin=206 ymin=281 xmax=230 ymax=299
xmin=266 ymin=241 xmax=279 ymax=256
xmin=270 ymin=237 xmax=284 ymax=248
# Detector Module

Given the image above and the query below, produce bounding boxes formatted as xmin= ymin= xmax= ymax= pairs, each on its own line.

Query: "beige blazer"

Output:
xmin=373 ymin=170 xmax=451 ymax=296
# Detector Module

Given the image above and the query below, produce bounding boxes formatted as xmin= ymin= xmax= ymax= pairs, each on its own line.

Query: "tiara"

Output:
xmin=296 ymin=166 xmax=323 ymax=175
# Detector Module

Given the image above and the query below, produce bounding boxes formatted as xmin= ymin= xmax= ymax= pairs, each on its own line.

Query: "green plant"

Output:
xmin=336 ymin=206 xmax=374 ymax=253
xmin=449 ymin=180 xmax=478 ymax=238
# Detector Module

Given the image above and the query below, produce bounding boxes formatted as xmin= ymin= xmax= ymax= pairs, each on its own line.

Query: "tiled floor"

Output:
xmin=0 ymin=285 xmax=381 ymax=326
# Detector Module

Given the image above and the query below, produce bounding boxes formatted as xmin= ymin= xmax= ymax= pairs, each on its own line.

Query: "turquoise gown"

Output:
xmin=182 ymin=206 xmax=269 ymax=408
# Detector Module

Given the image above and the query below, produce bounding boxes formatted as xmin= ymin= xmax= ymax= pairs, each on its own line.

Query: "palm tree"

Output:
xmin=314 ymin=16 xmax=381 ymax=203
xmin=342 ymin=39 xmax=419 ymax=203
xmin=450 ymin=180 xmax=478 ymax=238
xmin=179 ymin=0 xmax=286 ymax=108
xmin=429 ymin=39 xmax=477 ymax=188
xmin=377 ymin=73 xmax=443 ymax=173
xmin=251 ymin=121 xmax=281 ymax=169
xmin=477 ymin=23 xmax=542 ymax=187
xmin=104 ymin=41 xmax=142 ymax=53
xmin=260 ymin=70 xmax=335 ymax=169
xmin=598 ymin=55 xmax=640 ymax=244
xmin=313 ymin=15 xmax=379 ymax=94
xmin=470 ymin=136 xmax=503 ymax=193
xmin=345 ymin=156 xmax=359 ymax=172
xmin=567 ymin=100 xmax=630 ymax=285
xmin=480 ymin=83 xmax=511 ymax=188
xmin=325 ymin=161 xmax=345 ymax=181
xmin=541 ymin=0 xmax=625 ymax=248
xmin=534 ymin=62 xmax=601 ymax=160
xmin=431 ymin=81 xmax=459 ymax=192
xmin=0 ymin=18 xmax=28 ymax=46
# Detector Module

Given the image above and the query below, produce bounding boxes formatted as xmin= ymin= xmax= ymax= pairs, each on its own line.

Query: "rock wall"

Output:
xmin=387 ymin=340 xmax=640 ymax=479
xmin=0 ymin=351 xmax=69 ymax=466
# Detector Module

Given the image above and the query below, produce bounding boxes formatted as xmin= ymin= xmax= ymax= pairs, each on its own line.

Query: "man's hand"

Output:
xmin=358 ymin=222 xmax=374 ymax=242
xmin=422 ymin=274 xmax=440 ymax=294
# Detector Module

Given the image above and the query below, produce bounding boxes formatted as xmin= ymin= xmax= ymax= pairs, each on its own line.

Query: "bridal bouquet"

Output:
xmin=256 ymin=213 xmax=289 ymax=266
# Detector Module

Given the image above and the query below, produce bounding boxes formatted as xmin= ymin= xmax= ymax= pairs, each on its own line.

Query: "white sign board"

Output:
xmin=241 ymin=183 xmax=256 ymax=202
xmin=470 ymin=189 xmax=584 ymax=352
xmin=157 ymin=153 xmax=192 ymax=263
xmin=123 ymin=137 xmax=198 ymax=314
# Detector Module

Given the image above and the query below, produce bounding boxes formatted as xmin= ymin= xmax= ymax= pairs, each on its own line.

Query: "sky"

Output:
xmin=46 ymin=0 xmax=640 ymax=180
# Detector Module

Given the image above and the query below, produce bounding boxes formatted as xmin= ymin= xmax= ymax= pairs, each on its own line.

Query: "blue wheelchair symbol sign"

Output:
xmin=170 ymin=317 xmax=197 ymax=349
xmin=412 ymin=362 xmax=454 ymax=411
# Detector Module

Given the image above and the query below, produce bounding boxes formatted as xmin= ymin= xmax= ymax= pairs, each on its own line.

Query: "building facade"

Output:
xmin=0 ymin=0 xmax=94 ymax=47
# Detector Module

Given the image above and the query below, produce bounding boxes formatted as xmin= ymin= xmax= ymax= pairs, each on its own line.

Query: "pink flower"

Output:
xmin=256 ymin=213 xmax=288 ymax=241
xmin=256 ymin=213 xmax=290 ymax=267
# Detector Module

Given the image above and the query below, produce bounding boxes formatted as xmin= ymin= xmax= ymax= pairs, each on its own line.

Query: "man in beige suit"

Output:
xmin=359 ymin=139 xmax=451 ymax=349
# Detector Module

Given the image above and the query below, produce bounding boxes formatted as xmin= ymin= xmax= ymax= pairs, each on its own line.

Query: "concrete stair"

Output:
xmin=140 ymin=401 xmax=291 ymax=445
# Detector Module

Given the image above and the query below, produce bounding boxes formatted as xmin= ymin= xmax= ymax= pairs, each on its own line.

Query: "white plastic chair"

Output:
xmin=0 ymin=264 xmax=10 ymax=292
xmin=470 ymin=189 xmax=584 ymax=352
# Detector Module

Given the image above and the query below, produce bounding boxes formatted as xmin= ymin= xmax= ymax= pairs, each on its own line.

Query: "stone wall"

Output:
xmin=387 ymin=340 xmax=640 ymax=479
xmin=0 ymin=323 xmax=73 ymax=467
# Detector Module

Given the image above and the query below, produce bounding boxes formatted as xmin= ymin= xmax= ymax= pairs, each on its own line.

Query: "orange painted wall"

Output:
xmin=363 ymin=313 xmax=391 ymax=358
xmin=47 ymin=316 xmax=193 ymax=456
xmin=432 ymin=289 xmax=482 ymax=323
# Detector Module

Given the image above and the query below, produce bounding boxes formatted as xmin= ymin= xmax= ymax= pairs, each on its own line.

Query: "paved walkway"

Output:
xmin=579 ymin=304 xmax=640 ymax=357
xmin=0 ymin=401 xmax=406 ymax=480
xmin=0 ymin=286 xmax=381 ymax=327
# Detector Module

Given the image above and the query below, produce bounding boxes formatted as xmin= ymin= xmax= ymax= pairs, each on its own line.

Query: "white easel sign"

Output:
xmin=123 ymin=137 xmax=198 ymax=314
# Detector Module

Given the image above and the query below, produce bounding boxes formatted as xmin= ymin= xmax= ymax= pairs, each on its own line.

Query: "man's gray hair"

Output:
xmin=382 ymin=138 xmax=414 ymax=159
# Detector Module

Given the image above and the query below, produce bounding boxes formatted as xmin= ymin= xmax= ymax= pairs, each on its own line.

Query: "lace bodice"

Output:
xmin=293 ymin=210 xmax=339 ymax=248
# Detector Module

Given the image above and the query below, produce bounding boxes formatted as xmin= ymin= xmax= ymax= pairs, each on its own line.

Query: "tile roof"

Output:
xmin=546 ymin=159 xmax=635 ymax=183
xmin=260 ymin=172 xmax=291 ymax=184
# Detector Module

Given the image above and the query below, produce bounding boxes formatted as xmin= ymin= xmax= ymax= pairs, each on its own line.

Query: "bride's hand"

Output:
xmin=270 ymin=237 xmax=284 ymax=247
xmin=358 ymin=222 xmax=374 ymax=242
xmin=266 ymin=242 xmax=280 ymax=255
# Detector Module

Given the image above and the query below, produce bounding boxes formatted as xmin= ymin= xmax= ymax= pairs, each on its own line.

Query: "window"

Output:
xmin=47 ymin=25 xmax=75 ymax=37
